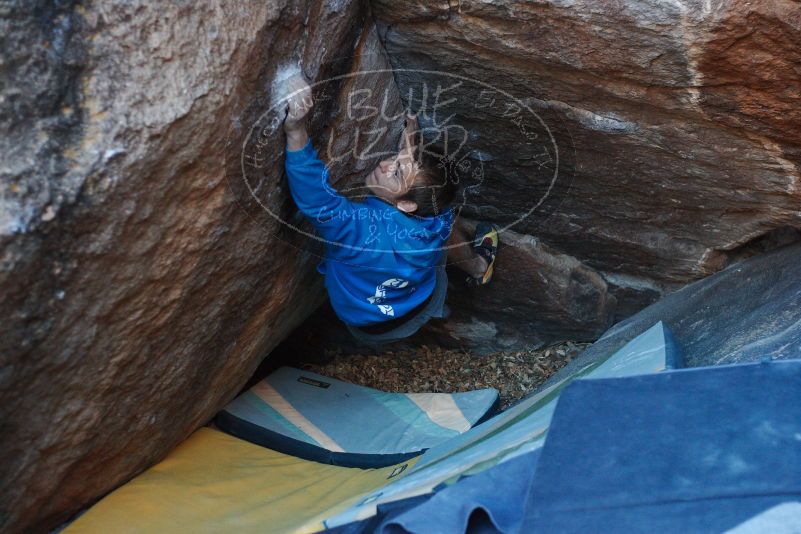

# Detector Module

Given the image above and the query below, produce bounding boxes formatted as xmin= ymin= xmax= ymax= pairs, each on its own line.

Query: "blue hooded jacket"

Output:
xmin=285 ymin=139 xmax=454 ymax=327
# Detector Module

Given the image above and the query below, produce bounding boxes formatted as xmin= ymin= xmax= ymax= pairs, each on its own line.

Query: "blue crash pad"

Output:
xmin=379 ymin=448 xmax=541 ymax=534
xmin=523 ymin=359 xmax=801 ymax=533
xmin=331 ymin=448 xmax=542 ymax=534
xmin=216 ymin=367 xmax=499 ymax=468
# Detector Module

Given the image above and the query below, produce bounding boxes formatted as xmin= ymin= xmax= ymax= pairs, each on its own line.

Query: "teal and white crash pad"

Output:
xmin=215 ymin=367 xmax=499 ymax=468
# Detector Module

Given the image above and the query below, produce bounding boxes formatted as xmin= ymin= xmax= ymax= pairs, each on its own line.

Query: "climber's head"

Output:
xmin=366 ymin=116 xmax=457 ymax=216
xmin=367 ymin=151 xmax=458 ymax=217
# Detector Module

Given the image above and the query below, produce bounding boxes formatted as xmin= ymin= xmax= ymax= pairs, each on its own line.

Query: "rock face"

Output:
xmin=543 ymin=240 xmax=801 ymax=396
xmin=3 ymin=0 xmax=801 ymax=529
xmin=0 ymin=2 xmax=402 ymax=531
xmin=281 ymin=0 xmax=801 ymax=354
xmin=434 ymin=223 xmax=618 ymax=351
xmin=369 ymin=0 xmax=801 ymax=285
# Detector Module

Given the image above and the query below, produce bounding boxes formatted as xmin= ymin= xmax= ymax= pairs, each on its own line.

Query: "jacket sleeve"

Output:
xmin=284 ymin=138 xmax=353 ymax=236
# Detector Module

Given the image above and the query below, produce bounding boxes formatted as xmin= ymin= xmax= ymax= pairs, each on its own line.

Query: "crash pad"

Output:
xmin=524 ymin=359 xmax=801 ymax=533
xmin=215 ymin=367 xmax=499 ymax=468
xmin=322 ymin=321 xmax=681 ymax=528
xmin=67 ymin=323 xmax=678 ymax=533
xmin=65 ymin=427 xmax=417 ymax=534
xmin=330 ymin=448 xmax=543 ymax=534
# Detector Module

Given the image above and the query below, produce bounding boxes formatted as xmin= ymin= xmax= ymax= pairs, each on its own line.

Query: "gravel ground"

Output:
xmin=301 ymin=342 xmax=589 ymax=410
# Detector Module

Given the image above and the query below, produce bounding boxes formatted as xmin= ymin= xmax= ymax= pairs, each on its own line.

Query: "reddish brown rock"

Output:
xmin=286 ymin=0 xmax=801 ymax=358
xmin=0 ymin=2 xmax=400 ymax=531
xmin=430 ymin=223 xmax=619 ymax=351
xmin=3 ymin=0 xmax=801 ymax=530
xmin=371 ymin=0 xmax=801 ymax=287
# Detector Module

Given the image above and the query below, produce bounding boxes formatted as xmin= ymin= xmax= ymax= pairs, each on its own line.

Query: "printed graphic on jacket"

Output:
xmin=367 ymin=278 xmax=415 ymax=316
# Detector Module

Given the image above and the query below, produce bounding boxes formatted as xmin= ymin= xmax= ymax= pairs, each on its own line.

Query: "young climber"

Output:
xmin=282 ymin=73 xmax=498 ymax=343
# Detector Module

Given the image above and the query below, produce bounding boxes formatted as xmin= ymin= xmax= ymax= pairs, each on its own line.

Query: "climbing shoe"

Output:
xmin=466 ymin=222 xmax=499 ymax=287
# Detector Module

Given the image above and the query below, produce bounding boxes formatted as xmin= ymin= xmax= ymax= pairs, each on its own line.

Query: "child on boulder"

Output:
xmin=282 ymin=73 xmax=498 ymax=343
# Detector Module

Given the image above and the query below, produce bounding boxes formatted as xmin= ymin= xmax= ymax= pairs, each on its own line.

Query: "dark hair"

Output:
xmin=399 ymin=151 xmax=458 ymax=217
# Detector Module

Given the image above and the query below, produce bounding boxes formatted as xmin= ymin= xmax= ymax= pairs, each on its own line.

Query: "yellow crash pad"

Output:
xmin=67 ymin=427 xmax=415 ymax=533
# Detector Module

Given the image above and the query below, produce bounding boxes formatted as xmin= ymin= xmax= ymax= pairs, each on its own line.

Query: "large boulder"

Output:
xmin=540 ymin=239 xmax=801 ymax=391
xmin=0 ymin=2 xmax=401 ymax=531
xmin=370 ymin=0 xmax=801 ymax=294
xmin=280 ymin=0 xmax=801 ymax=356
xmin=3 ymin=0 xmax=801 ymax=528
xmin=432 ymin=222 xmax=617 ymax=350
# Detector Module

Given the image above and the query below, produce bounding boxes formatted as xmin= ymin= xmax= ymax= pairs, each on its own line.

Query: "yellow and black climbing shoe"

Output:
xmin=466 ymin=222 xmax=499 ymax=287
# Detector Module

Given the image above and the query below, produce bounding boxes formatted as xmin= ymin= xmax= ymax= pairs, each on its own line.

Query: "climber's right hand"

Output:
xmin=283 ymin=73 xmax=313 ymax=131
xmin=283 ymin=73 xmax=312 ymax=150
